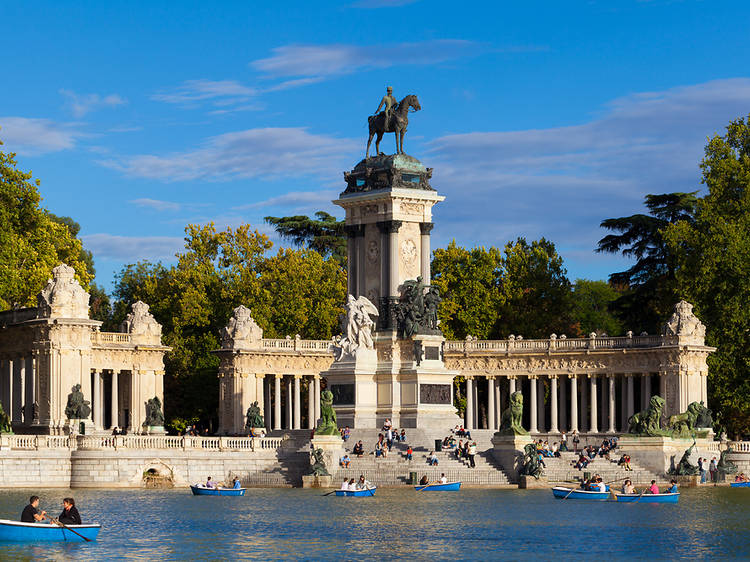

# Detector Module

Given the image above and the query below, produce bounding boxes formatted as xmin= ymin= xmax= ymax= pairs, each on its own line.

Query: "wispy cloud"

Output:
xmin=60 ymin=89 xmax=126 ymax=117
xmin=233 ymin=189 xmax=338 ymax=211
xmin=251 ymin=40 xmax=482 ymax=79
xmin=0 ymin=117 xmax=81 ymax=155
xmin=152 ymin=79 xmax=259 ymax=113
xmin=426 ymin=78 xmax=750 ymax=278
xmin=81 ymin=233 xmax=184 ymax=261
xmin=130 ymin=198 xmax=183 ymax=212
xmin=101 ymin=127 xmax=357 ymax=182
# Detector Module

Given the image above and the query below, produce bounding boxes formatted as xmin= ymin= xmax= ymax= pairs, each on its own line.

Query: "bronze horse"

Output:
xmin=366 ymin=94 xmax=421 ymax=158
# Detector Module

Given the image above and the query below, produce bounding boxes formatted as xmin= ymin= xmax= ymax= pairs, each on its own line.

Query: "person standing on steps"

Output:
xmin=468 ymin=441 xmax=477 ymax=468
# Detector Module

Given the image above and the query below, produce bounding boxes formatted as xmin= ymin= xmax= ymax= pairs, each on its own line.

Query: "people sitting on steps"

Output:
xmin=428 ymin=451 xmax=439 ymax=466
xmin=340 ymin=454 xmax=351 ymax=468
xmin=353 ymin=440 xmax=364 ymax=457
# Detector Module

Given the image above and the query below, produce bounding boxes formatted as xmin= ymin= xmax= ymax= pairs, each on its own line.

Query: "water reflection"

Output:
xmin=0 ymin=487 xmax=749 ymax=559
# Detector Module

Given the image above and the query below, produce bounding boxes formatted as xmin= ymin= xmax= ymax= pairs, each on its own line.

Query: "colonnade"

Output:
xmin=462 ymin=373 xmax=659 ymax=434
xmin=0 ymin=355 xmax=37 ymax=425
xmin=262 ymin=374 xmax=322 ymax=432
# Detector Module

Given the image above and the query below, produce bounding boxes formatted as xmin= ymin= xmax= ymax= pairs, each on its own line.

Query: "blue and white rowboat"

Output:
xmin=0 ymin=519 xmax=100 ymax=542
xmin=730 ymin=481 xmax=750 ymax=488
xmin=334 ymin=487 xmax=376 ymax=497
xmin=414 ymin=481 xmax=461 ymax=491
xmin=612 ymin=492 xmax=679 ymax=503
xmin=552 ymin=486 xmax=610 ymax=500
xmin=190 ymin=485 xmax=246 ymax=496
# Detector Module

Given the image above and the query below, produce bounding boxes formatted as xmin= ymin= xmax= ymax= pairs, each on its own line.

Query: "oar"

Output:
xmin=365 ymin=486 xmax=375 ymax=497
xmin=321 ymin=490 xmax=337 ymax=497
xmin=563 ymin=487 xmax=577 ymax=499
xmin=604 ymin=476 xmax=628 ymax=485
xmin=633 ymin=490 xmax=646 ymax=503
xmin=45 ymin=516 xmax=91 ymax=542
xmin=416 ymin=481 xmax=443 ymax=491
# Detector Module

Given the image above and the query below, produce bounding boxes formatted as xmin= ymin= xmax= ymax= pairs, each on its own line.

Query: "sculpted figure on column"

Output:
xmin=314 ymin=389 xmax=339 ymax=436
xmin=366 ymin=88 xmax=422 ymax=158
xmin=245 ymin=401 xmax=264 ymax=429
xmin=220 ymin=305 xmax=263 ymax=349
xmin=37 ymin=263 xmax=90 ymax=319
xmin=121 ymin=301 xmax=163 ymax=343
xmin=332 ymin=295 xmax=379 ymax=361
xmin=64 ymin=384 xmax=91 ymax=420
xmin=143 ymin=396 xmax=165 ymax=427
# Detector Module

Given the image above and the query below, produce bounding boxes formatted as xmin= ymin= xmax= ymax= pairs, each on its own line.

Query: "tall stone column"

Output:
xmin=93 ymin=371 xmax=101 ymax=429
xmin=285 ymin=376 xmax=293 ymax=429
xmin=18 ymin=358 xmax=26 ymax=425
xmin=589 ymin=375 xmax=598 ymax=433
xmin=550 ymin=375 xmax=559 ymax=433
xmin=388 ymin=221 xmax=402 ymax=297
xmin=274 ymin=375 xmax=282 ymax=430
xmin=293 ymin=375 xmax=301 ymax=430
xmin=658 ymin=371 xmax=667 ymax=409
xmin=314 ymin=376 xmax=321 ymax=423
xmin=345 ymin=225 xmax=358 ymax=296
xmin=473 ymin=380 xmax=479 ymax=429
xmin=465 ymin=377 xmax=474 ymax=430
xmin=608 ymin=374 xmax=616 ymax=433
xmin=494 ymin=378 xmax=501 ymax=428
xmin=529 ymin=376 xmax=538 ymax=433
xmin=11 ymin=358 xmax=22 ymax=423
xmin=509 ymin=376 xmax=516 ymax=394
xmin=580 ymin=375 xmax=588 ymax=432
xmin=110 ymin=371 xmax=119 ymax=429
xmin=569 ymin=374 xmax=578 ymax=433
xmin=559 ymin=376 xmax=567 ymax=432
xmin=627 ymin=375 xmax=635 ymax=424
xmin=641 ymin=374 xmax=651 ymax=410
xmin=25 ymin=356 xmax=35 ymax=424
xmin=420 ymin=222 xmax=434 ymax=282
xmin=264 ymin=376 xmax=271 ymax=431
xmin=619 ymin=376 xmax=628 ymax=431
xmin=307 ymin=377 xmax=315 ymax=429
xmin=487 ymin=376 xmax=495 ymax=430
xmin=537 ymin=378 xmax=546 ymax=432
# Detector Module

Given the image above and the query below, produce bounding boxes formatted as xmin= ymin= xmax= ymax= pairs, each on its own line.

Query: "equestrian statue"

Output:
xmin=366 ymin=86 xmax=421 ymax=158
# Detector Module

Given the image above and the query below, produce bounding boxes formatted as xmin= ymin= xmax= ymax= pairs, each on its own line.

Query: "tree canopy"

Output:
xmin=264 ymin=211 xmax=346 ymax=266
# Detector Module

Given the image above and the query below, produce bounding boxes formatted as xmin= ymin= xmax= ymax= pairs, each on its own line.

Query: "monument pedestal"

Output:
xmin=323 ymin=348 xmax=378 ymax=429
xmin=491 ymin=433 xmax=533 ymax=482
xmin=301 ymin=475 xmax=334 ymax=488
xmin=310 ymin=434 xmax=345 ymax=477
xmin=618 ymin=435 xmax=717 ymax=475
xmin=519 ymin=475 xmax=549 ymax=489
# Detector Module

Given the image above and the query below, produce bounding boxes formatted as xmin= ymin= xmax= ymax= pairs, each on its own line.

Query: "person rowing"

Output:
xmin=21 ymin=495 xmax=47 ymax=523
xmin=56 ymin=497 xmax=82 ymax=525
xmin=621 ymin=479 xmax=636 ymax=494
xmin=666 ymin=479 xmax=678 ymax=493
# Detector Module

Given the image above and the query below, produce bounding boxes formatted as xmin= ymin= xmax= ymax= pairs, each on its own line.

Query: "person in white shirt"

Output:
xmin=347 ymin=478 xmax=357 ymax=491
xmin=440 ymin=473 xmax=448 ymax=484
xmin=341 ymin=479 xmax=350 ymax=490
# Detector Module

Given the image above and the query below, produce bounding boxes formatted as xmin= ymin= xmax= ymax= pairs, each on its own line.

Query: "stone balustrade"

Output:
xmin=729 ymin=441 xmax=750 ymax=453
xmin=91 ymin=332 xmax=133 ymax=345
xmin=444 ymin=334 xmax=674 ymax=355
xmin=260 ymin=338 xmax=331 ymax=352
xmin=0 ymin=434 xmax=287 ymax=452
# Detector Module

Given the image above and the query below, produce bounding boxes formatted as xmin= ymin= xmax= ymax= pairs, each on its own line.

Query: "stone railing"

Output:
xmin=261 ymin=338 xmax=331 ymax=353
xmin=1 ymin=434 xmax=287 ymax=452
xmin=728 ymin=441 xmax=750 ymax=453
xmin=91 ymin=332 xmax=133 ymax=345
xmin=444 ymin=334 xmax=675 ymax=354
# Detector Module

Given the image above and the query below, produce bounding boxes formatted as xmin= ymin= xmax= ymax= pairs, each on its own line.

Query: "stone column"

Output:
xmin=357 ymin=228 xmax=367 ymax=297
xmin=307 ymin=377 xmax=315 ymax=430
xmin=529 ymin=376 xmax=538 ymax=433
xmin=18 ymin=358 xmax=26 ymax=425
xmin=509 ymin=376 xmax=516 ymax=394
xmin=495 ymin=378 xmax=501 ymax=428
xmin=293 ymin=375 xmax=301 ymax=430
xmin=627 ymin=375 xmax=635 ymax=423
xmin=465 ymin=377 xmax=474 ymax=430
xmin=641 ymin=374 xmax=651 ymax=410
xmin=11 ymin=358 xmax=22 ymax=423
xmin=274 ymin=375 xmax=282 ymax=430
xmin=580 ymin=375 xmax=588 ymax=432
xmin=93 ymin=371 xmax=101 ymax=429
xmin=569 ymin=374 xmax=578 ymax=433
xmin=550 ymin=375 xmax=559 ymax=433
xmin=388 ymin=221 xmax=402 ymax=297
xmin=110 ymin=371 xmax=119 ymax=429
xmin=537 ymin=378 xmax=546 ymax=432
xmin=264 ymin=376 xmax=271 ymax=430
xmin=24 ymin=356 xmax=35 ymax=424
xmin=619 ymin=376 xmax=628 ymax=431
xmin=345 ymin=225 xmax=357 ymax=296
xmin=589 ymin=375 xmax=598 ymax=433
xmin=473 ymin=380 xmax=479 ymax=429
xmin=559 ymin=376 xmax=567 ymax=432
xmin=487 ymin=376 xmax=496 ymax=430
xmin=420 ymin=222 xmax=434 ymax=282
xmin=608 ymin=374 xmax=616 ymax=433
xmin=285 ymin=377 xmax=293 ymax=429
xmin=659 ymin=371 xmax=667 ymax=408
xmin=314 ymin=376 xmax=321 ymax=423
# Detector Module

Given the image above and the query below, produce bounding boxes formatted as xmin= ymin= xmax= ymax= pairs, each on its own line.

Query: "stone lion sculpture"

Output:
xmin=668 ymin=401 xmax=702 ymax=438
xmin=498 ymin=391 xmax=528 ymax=435
xmin=519 ymin=442 xmax=544 ymax=479
xmin=314 ymin=389 xmax=339 ymax=436
xmin=628 ymin=395 xmax=667 ymax=436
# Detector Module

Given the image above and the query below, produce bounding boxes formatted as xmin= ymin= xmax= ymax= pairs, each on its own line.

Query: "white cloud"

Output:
xmin=251 ymin=40 xmax=481 ymax=79
xmin=82 ymin=233 xmax=183 ymax=261
xmin=152 ymin=79 xmax=259 ymax=112
xmin=60 ymin=89 xmax=126 ymax=117
xmin=130 ymin=198 xmax=183 ymax=212
xmin=0 ymin=117 xmax=81 ymax=155
xmin=233 ymin=189 xmax=339 ymax=211
xmin=426 ymin=78 xmax=750 ymax=279
xmin=101 ymin=127 xmax=357 ymax=182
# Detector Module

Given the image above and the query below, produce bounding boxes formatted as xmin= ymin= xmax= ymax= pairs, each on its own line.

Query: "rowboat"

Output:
xmin=334 ymin=487 xmax=376 ymax=497
xmin=0 ymin=519 xmax=100 ymax=542
xmin=414 ymin=481 xmax=461 ymax=491
xmin=730 ymin=481 xmax=750 ymax=488
xmin=190 ymin=485 xmax=246 ymax=496
xmin=551 ymin=486 xmax=610 ymax=500
xmin=612 ymin=492 xmax=679 ymax=503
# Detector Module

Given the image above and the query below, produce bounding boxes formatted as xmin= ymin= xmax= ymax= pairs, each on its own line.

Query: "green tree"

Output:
xmin=0 ymin=142 xmax=93 ymax=308
xmin=597 ymin=192 xmax=698 ymax=333
xmin=47 ymin=212 xmax=96 ymax=278
xmin=431 ymin=241 xmax=504 ymax=339
xmin=570 ymin=279 xmax=623 ymax=336
xmin=264 ymin=211 xmax=346 ymax=266
xmin=665 ymin=115 xmax=750 ymax=436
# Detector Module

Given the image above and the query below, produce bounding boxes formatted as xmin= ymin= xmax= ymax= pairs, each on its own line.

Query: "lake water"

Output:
xmin=0 ymin=486 xmax=749 ymax=560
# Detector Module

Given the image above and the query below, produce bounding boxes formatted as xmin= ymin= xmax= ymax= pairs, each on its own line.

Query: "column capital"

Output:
xmin=377 ymin=219 xmax=402 ymax=234
xmin=548 ymin=374 xmax=559 ymax=380
xmin=527 ymin=373 xmax=538 ymax=380
xmin=275 ymin=374 xmax=284 ymax=380
xmin=293 ymin=374 xmax=303 ymax=379
xmin=255 ymin=373 xmax=265 ymax=379
xmin=485 ymin=375 xmax=496 ymax=381
xmin=419 ymin=222 xmax=434 ymax=235
xmin=568 ymin=373 xmax=578 ymax=380
xmin=313 ymin=374 xmax=321 ymax=380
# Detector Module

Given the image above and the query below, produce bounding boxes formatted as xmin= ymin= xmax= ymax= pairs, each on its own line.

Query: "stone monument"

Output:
xmin=143 ymin=396 xmax=166 ymax=434
xmin=492 ymin=391 xmax=534 ymax=483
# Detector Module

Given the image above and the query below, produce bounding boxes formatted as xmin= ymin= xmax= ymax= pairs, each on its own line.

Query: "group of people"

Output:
xmin=697 ymin=456 xmax=719 ymax=484
xmin=734 ymin=473 xmax=749 ymax=483
xmin=21 ymin=496 xmax=82 ymax=525
xmin=573 ymin=439 xmax=619 ymax=470
xmin=340 ymin=475 xmax=372 ymax=491
xmin=202 ymin=476 xmax=242 ymax=489
xmin=535 ymin=440 xmax=562 ymax=458
xmin=419 ymin=473 xmax=449 ymax=486
xmin=620 ymin=479 xmax=679 ymax=495
xmin=452 ymin=425 xmax=472 ymax=439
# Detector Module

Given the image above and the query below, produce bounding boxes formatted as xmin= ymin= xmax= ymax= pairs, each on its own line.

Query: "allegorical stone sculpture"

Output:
xmin=308 ymin=448 xmax=330 ymax=476
xmin=121 ymin=301 xmax=162 ymax=340
xmin=628 ymin=395 xmax=668 ymax=436
xmin=245 ymin=401 xmax=264 ymax=429
xmin=0 ymin=402 xmax=12 ymax=434
xmin=662 ymin=300 xmax=706 ymax=340
xmin=37 ymin=263 xmax=90 ymax=319
xmin=314 ymin=389 xmax=339 ymax=436
xmin=519 ymin=443 xmax=544 ymax=479
xmin=497 ymin=391 xmax=528 ymax=435
xmin=143 ymin=396 xmax=165 ymax=427
xmin=332 ymin=295 xmax=379 ymax=361
xmin=64 ymin=384 xmax=91 ymax=420
xmin=395 ymin=276 xmax=442 ymax=338
xmin=670 ymin=440 xmax=699 ymax=475
xmin=718 ymin=447 xmax=738 ymax=477
xmin=366 ymin=90 xmax=421 ymax=158
xmin=221 ymin=305 xmax=263 ymax=349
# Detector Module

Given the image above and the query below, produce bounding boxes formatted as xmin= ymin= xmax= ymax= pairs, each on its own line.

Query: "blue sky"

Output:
xmin=2 ymin=0 xmax=749 ymax=290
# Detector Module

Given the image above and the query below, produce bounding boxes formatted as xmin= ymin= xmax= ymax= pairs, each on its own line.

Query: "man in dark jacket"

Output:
xmin=21 ymin=496 xmax=47 ymax=522
xmin=57 ymin=497 xmax=82 ymax=525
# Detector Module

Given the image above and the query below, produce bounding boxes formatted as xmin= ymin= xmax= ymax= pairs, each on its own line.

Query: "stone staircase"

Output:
xmin=335 ymin=428 xmax=512 ymax=486
xmin=541 ymin=450 xmax=663 ymax=485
